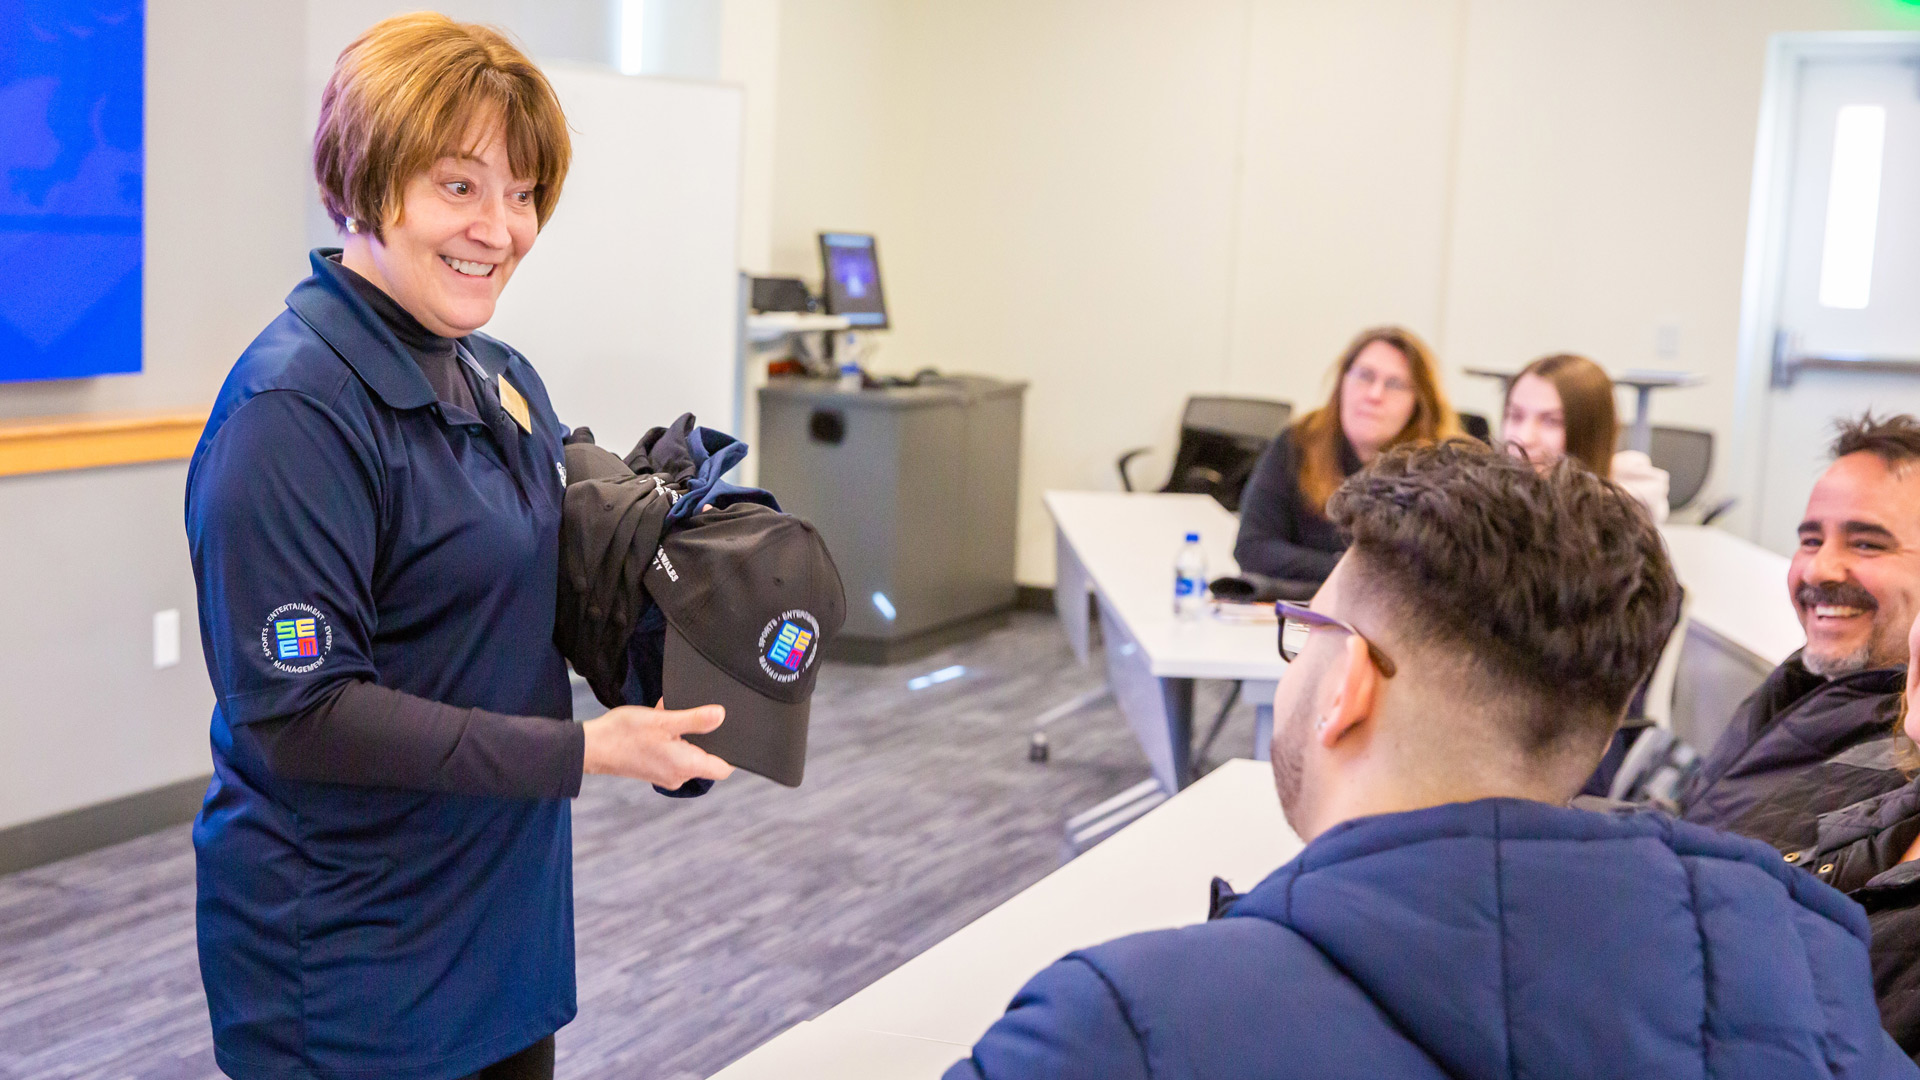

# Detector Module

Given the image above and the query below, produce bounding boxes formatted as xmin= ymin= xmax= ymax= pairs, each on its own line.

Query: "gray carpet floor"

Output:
xmin=0 ymin=613 xmax=1257 ymax=1080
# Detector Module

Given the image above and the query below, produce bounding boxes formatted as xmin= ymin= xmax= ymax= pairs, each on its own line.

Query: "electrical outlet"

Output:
xmin=1656 ymin=322 xmax=1681 ymax=361
xmin=154 ymin=609 xmax=181 ymax=670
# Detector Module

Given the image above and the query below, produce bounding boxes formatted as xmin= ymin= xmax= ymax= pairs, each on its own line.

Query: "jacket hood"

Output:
xmin=1225 ymin=798 xmax=1883 ymax=1077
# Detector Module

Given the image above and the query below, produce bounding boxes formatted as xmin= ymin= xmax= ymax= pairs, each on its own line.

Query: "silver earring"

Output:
xmin=345 ymin=217 xmax=359 ymax=234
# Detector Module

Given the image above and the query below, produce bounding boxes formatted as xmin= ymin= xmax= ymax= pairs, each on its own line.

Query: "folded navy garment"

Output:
xmin=555 ymin=413 xmax=792 ymax=798
xmin=625 ymin=413 xmax=779 ymax=521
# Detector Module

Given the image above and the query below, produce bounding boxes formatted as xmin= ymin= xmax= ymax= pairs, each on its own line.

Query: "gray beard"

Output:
xmin=1802 ymin=641 xmax=1876 ymax=678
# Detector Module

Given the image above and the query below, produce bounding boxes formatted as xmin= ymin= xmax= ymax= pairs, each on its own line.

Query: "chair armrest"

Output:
xmin=1116 ymin=447 xmax=1153 ymax=492
xmin=1698 ymin=496 xmax=1736 ymax=527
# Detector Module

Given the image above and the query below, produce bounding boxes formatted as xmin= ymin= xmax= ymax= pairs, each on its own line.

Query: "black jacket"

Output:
xmin=1232 ymin=425 xmax=1360 ymax=585
xmin=1679 ymin=652 xmax=1904 ymax=834
xmin=554 ymin=415 xmax=774 ymax=709
xmin=1789 ymin=775 xmax=1920 ymax=1062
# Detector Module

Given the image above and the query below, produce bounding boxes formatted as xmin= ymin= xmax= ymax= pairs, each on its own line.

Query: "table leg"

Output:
xmin=1097 ymin=601 xmax=1194 ymax=793
xmin=1243 ymin=679 xmax=1278 ymax=762
xmin=1054 ymin=527 xmax=1091 ymax=665
xmin=1628 ymin=385 xmax=1655 ymax=455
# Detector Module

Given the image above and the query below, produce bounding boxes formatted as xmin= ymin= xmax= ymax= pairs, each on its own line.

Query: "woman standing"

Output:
xmin=1500 ymin=353 xmax=1670 ymax=523
xmin=186 ymin=16 xmax=731 ymax=1080
xmin=1233 ymin=326 xmax=1458 ymax=585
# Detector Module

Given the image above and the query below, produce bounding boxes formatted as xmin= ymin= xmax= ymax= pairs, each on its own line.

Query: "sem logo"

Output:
xmin=757 ymin=610 xmax=822 ymax=683
xmin=259 ymin=603 xmax=333 ymax=674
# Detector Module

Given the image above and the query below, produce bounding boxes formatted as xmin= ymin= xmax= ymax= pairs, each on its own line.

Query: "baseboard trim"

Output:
xmin=0 ymin=775 xmax=209 ymax=876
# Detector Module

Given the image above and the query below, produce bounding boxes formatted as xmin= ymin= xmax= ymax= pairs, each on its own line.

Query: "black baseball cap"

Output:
xmin=643 ymin=504 xmax=846 ymax=786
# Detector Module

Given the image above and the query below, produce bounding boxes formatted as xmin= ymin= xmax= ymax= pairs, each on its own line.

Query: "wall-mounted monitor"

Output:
xmin=818 ymin=232 xmax=888 ymax=330
xmin=0 ymin=0 xmax=145 ymax=383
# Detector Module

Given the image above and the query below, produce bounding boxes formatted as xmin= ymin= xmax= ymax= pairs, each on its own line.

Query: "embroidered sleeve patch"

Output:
xmin=260 ymin=603 xmax=333 ymax=674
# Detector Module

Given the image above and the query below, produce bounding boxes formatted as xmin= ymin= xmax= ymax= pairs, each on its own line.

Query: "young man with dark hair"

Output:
xmin=1679 ymin=412 xmax=1920 ymax=837
xmin=945 ymin=442 xmax=1911 ymax=1080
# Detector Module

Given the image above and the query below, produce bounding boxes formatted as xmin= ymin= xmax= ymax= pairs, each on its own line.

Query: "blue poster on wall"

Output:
xmin=0 ymin=0 xmax=144 ymax=383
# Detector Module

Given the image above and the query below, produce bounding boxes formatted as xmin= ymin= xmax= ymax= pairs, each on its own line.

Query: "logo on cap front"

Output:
xmin=759 ymin=610 xmax=822 ymax=682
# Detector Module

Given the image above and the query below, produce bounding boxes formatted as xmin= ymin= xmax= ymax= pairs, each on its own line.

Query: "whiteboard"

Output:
xmin=485 ymin=64 xmax=743 ymax=455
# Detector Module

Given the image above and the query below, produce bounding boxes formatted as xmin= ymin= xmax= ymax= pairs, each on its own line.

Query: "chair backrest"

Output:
xmin=1164 ymin=396 xmax=1292 ymax=511
xmin=1650 ymin=426 xmax=1712 ymax=510
xmin=1457 ymin=411 xmax=1492 ymax=444
xmin=1182 ymin=396 xmax=1293 ymax=442
xmin=1618 ymin=425 xmax=1713 ymax=510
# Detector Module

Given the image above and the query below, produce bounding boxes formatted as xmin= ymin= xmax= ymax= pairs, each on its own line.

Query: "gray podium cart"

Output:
xmin=757 ymin=376 xmax=1027 ymax=663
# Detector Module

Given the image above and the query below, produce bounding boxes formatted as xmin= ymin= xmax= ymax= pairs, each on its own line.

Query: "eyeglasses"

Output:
xmin=1344 ymin=365 xmax=1413 ymax=396
xmin=1275 ymin=600 xmax=1397 ymax=677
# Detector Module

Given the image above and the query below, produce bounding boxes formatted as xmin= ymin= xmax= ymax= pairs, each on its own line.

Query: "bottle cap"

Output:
xmin=1185 ymin=532 xmax=1199 ymax=543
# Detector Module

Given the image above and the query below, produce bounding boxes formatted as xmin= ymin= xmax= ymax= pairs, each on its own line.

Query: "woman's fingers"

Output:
xmin=664 ymin=704 xmax=726 ymax=736
xmin=581 ymin=703 xmax=734 ymax=785
xmin=665 ymin=741 xmax=735 ymax=784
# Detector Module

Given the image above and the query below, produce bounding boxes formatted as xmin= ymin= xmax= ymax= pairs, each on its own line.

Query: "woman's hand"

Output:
xmin=581 ymin=703 xmax=734 ymax=787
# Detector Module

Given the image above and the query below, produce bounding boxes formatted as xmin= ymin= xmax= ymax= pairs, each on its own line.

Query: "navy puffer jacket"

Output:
xmin=947 ymin=798 xmax=1914 ymax=1080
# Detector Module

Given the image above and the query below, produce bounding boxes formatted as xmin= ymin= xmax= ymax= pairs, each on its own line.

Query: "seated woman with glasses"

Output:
xmin=1234 ymin=326 xmax=1459 ymax=587
xmin=1501 ymin=353 xmax=1670 ymax=523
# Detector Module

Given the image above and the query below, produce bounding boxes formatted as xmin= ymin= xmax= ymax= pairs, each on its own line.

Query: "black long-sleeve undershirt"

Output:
xmin=246 ymin=260 xmax=584 ymax=798
xmin=1231 ymin=426 xmax=1360 ymax=585
xmin=250 ymin=681 xmax=584 ymax=798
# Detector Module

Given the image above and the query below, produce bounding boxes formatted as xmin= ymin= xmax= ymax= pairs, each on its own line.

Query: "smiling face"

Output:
xmin=1339 ymin=340 xmax=1419 ymax=461
xmin=1502 ymin=373 xmax=1566 ymax=471
xmin=1791 ymin=452 xmax=1920 ymax=677
xmin=339 ymin=116 xmax=538 ymax=337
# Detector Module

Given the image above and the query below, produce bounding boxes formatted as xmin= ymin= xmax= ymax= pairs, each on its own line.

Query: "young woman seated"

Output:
xmin=1501 ymin=353 xmax=1670 ymax=522
xmin=1234 ymin=326 xmax=1457 ymax=586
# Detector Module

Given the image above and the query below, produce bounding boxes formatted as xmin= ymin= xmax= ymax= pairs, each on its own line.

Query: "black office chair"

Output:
xmin=1458 ymin=411 xmax=1492 ymax=444
xmin=1617 ymin=424 xmax=1730 ymax=521
xmin=1117 ymin=396 xmax=1292 ymax=512
xmin=1646 ymin=426 xmax=1710 ymax=511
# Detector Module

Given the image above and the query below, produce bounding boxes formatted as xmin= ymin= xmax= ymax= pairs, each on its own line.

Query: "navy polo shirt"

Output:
xmin=186 ymin=250 xmax=576 ymax=1080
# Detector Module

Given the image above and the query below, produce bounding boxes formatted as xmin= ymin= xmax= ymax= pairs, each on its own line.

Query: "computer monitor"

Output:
xmin=818 ymin=232 xmax=889 ymax=330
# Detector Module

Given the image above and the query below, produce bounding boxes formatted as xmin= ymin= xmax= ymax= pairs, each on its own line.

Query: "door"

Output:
xmin=1752 ymin=44 xmax=1920 ymax=554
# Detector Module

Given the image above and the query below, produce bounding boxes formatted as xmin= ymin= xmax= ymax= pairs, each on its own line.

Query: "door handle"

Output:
xmin=1772 ymin=329 xmax=1920 ymax=387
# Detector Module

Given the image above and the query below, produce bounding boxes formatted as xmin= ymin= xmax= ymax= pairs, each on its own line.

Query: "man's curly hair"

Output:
xmin=1326 ymin=440 xmax=1682 ymax=753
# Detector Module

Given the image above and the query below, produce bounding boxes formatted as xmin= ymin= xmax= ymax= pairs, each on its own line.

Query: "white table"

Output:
xmin=1045 ymin=491 xmax=1287 ymax=793
xmin=1043 ymin=494 xmax=1803 ymax=791
xmin=708 ymin=760 xmax=1297 ymax=1077
xmin=1658 ymin=524 xmax=1800 ymax=751
xmin=707 ymin=1023 xmax=969 ymax=1079
xmin=1659 ymin=525 xmax=1799 ymax=668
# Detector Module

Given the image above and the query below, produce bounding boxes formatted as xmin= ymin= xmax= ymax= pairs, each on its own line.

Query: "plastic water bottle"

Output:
xmin=1174 ymin=532 xmax=1208 ymax=619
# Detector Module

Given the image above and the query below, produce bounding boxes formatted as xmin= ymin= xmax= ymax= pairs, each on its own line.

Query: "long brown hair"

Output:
xmin=1295 ymin=326 xmax=1458 ymax=513
xmin=1506 ymin=354 xmax=1616 ymax=477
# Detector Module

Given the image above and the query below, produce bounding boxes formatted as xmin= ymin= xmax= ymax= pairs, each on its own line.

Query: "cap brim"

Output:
xmin=662 ymin=623 xmax=810 ymax=787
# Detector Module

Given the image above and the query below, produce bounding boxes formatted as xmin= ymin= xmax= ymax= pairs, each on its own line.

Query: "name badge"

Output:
xmin=498 ymin=377 xmax=532 ymax=433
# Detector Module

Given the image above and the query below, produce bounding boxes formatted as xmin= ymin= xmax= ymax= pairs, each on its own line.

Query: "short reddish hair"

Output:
xmin=313 ymin=13 xmax=571 ymax=238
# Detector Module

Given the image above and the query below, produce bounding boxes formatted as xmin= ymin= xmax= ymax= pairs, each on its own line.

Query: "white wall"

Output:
xmin=0 ymin=0 xmax=309 ymax=828
xmin=484 ymin=66 xmax=744 ymax=452
xmin=768 ymin=0 xmax=1920 ymax=586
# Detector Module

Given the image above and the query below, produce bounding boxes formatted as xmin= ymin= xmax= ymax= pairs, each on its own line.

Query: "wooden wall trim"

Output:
xmin=0 ymin=410 xmax=207 ymax=478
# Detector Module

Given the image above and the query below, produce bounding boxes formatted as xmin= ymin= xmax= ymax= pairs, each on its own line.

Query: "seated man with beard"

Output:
xmin=1774 ymin=614 xmax=1920 ymax=1061
xmin=1677 ymin=413 xmax=1920 ymax=843
xmin=944 ymin=442 xmax=1911 ymax=1080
